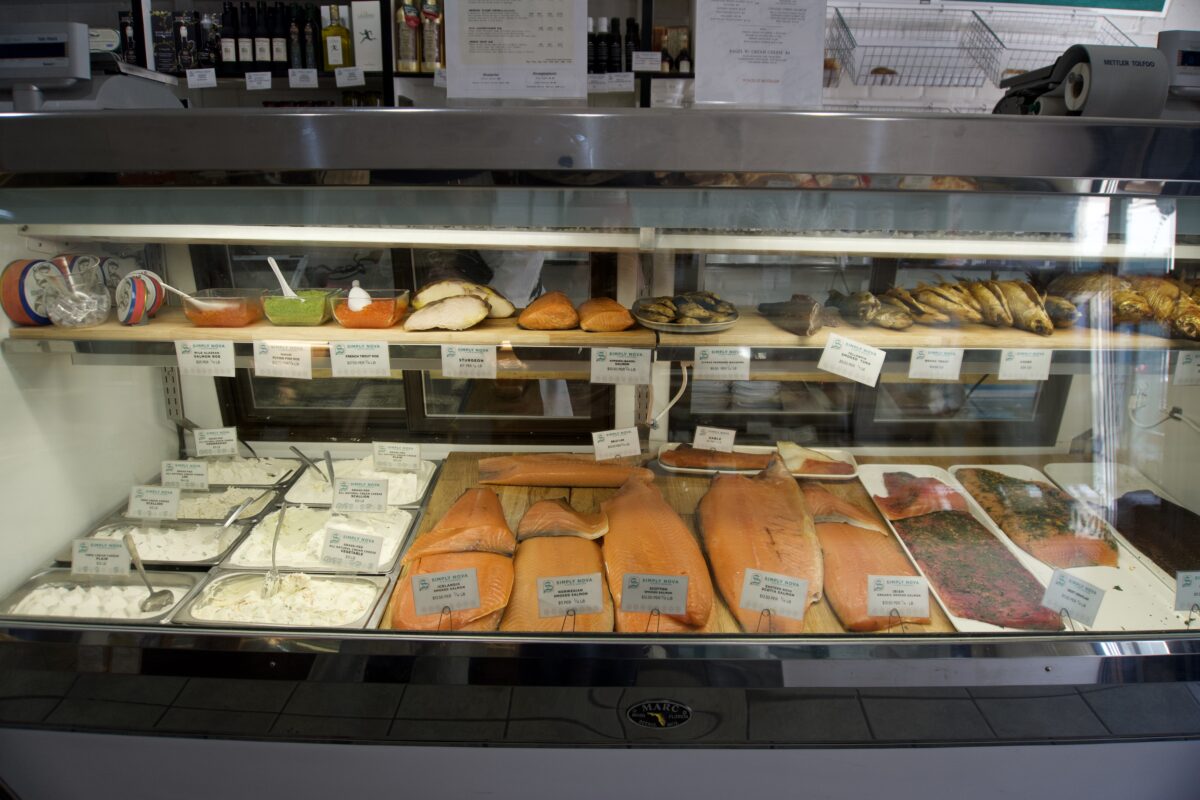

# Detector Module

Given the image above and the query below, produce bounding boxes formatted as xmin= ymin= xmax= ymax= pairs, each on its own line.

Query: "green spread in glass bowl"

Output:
xmin=263 ymin=289 xmax=334 ymax=326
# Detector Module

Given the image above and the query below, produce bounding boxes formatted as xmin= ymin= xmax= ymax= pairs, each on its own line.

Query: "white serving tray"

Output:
xmin=656 ymin=443 xmax=858 ymax=480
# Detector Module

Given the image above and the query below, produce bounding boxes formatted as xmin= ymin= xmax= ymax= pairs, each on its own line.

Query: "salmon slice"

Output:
xmin=601 ymin=477 xmax=714 ymax=631
xmin=797 ymin=459 xmax=855 ymax=476
xmin=402 ymin=488 xmax=516 ymax=565
xmin=391 ymin=551 xmax=514 ymax=631
xmin=659 ymin=445 xmax=771 ymax=471
xmin=815 ymin=522 xmax=929 ymax=632
xmin=873 ymin=472 xmax=969 ymax=521
xmin=697 ymin=458 xmax=822 ymax=634
xmin=499 ymin=537 xmax=614 ymax=632
xmin=479 ymin=454 xmax=654 ymax=488
xmin=516 ymin=499 xmax=609 ymax=541
xmin=802 ymin=484 xmax=884 ymax=531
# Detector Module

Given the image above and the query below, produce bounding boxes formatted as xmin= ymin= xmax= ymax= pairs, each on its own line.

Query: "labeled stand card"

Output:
xmin=738 ymin=569 xmax=808 ymax=628
xmin=72 ymin=540 xmax=131 ymax=576
xmin=591 ymin=348 xmax=651 ymax=385
xmin=694 ymin=346 xmax=750 ymax=381
xmin=537 ymin=573 xmax=605 ymax=618
xmin=254 ymin=342 xmax=312 ymax=380
xmin=412 ymin=568 xmax=482 ymax=617
xmin=176 ymin=341 xmax=236 ymax=378
xmin=1042 ymin=569 xmax=1104 ymax=628
xmin=1175 ymin=352 xmax=1200 ymax=386
xmin=332 ymin=478 xmax=389 ymax=514
xmin=194 ymin=427 xmax=239 ymax=457
xmin=592 ymin=427 xmax=640 ymax=460
xmin=128 ymin=486 xmax=180 ymax=520
xmin=161 ymin=460 xmax=208 ymax=491
xmin=321 ymin=524 xmax=384 ymax=571
xmin=441 ymin=345 xmax=497 ymax=379
xmin=373 ymin=441 xmax=421 ymax=472
xmin=908 ymin=348 xmax=964 ymax=381
xmin=999 ymin=349 xmax=1052 ymax=381
xmin=1176 ymin=571 xmax=1200 ymax=613
xmin=693 ymin=426 xmax=735 ymax=452
xmin=866 ymin=575 xmax=930 ymax=619
xmin=330 ymin=341 xmax=390 ymax=378
xmin=818 ymin=334 xmax=886 ymax=387
xmin=620 ymin=574 xmax=688 ymax=615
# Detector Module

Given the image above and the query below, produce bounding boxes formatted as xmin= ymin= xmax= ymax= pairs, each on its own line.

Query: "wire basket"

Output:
xmin=831 ymin=7 xmax=992 ymax=88
xmin=966 ymin=9 xmax=1135 ymax=86
xmin=824 ymin=9 xmax=842 ymax=89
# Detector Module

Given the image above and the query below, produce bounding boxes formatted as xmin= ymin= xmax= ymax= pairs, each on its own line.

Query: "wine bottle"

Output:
xmin=322 ymin=4 xmax=353 ymax=68
xmin=288 ymin=5 xmax=303 ymax=68
xmin=254 ymin=1 xmax=271 ymax=67
xmin=608 ymin=17 xmax=621 ymax=73
xmin=595 ymin=17 xmax=608 ymax=75
xmin=176 ymin=13 xmax=196 ymax=70
xmin=237 ymin=2 xmax=255 ymax=65
xmin=119 ymin=10 xmax=139 ymax=66
xmin=676 ymin=31 xmax=691 ymax=73
xmin=624 ymin=18 xmax=637 ymax=73
xmin=420 ymin=0 xmax=444 ymax=71
xmin=660 ymin=39 xmax=673 ymax=73
xmin=271 ymin=2 xmax=288 ymax=62
xmin=304 ymin=4 xmax=319 ymax=69
xmin=586 ymin=17 xmax=595 ymax=74
xmin=395 ymin=2 xmax=420 ymax=73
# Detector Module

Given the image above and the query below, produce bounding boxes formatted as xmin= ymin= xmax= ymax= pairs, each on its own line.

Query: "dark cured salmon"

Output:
xmin=479 ymin=454 xmax=654 ymax=488
xmin=873 ymin=472 xmax=969 ymax=521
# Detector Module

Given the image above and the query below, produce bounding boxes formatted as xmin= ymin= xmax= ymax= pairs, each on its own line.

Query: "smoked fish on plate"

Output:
xmin=659 ymin=445 xmax=771 ymax=471
xmin=500 ymin=537 xmax=614 ymax=632
xmin=872 ymin=472 xmax=969 ymax=521
xmin=516 ymin=499 xmax=609 ymax=541
xmin=402 ymin=488 xmax=516 ymax=565
xmin=391 ymin=551 xmax=514 ymax=631
xmin=479 ymin=453 xmax=654 ymax=488
xmin=697 ymin=458 xmax=821 ymax=633
xmin=955 ymin=468 xmax=1118 ymax=569
xmin=1111 ymin=490 xmax=1200 ymax=577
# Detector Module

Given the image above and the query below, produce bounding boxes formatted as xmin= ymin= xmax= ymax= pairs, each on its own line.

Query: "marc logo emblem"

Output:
xmin=627 ymin=699 xmax=692 ymax=729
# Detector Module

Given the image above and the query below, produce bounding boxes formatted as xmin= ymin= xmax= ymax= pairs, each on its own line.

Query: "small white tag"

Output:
xmin=620 ymin=573 xmax=688 ymax=615
xmin=1175 ymin=352 xmax=1200 ymax=386
xmin=321 ymin=523 xmax=384 ymax=571
xmin=330 ymin=341 xmax=390 ymax=378
xmin=592 ymin=427 xmax=640 ymax=460
xmin=254 ymin=341 xmax=312 ymax=380
xmin=607 ymin=72 xmax=635 ymax=92
xmin=818 ymin=334 xmax=886 ymax=387
xmin=176 ymin=341 xmax=235 ymax=378
xmin=433 ymin=66 xmax=446 ymax=87
xmin=1175 ymin=571 xmax=1200 ymax=612
xmin=185 ymin=68 xmax=217 ymax=88
xmin=373 ymin=441 xmax=420 ymax=472
xmin=536 ymin=573 xmax=604 ymax=618
xmin=288 ymin=68 xmax=319 ymax=88
xmin=161 ymin=460 xmax=209 ymax=491
xmin=693 ymin=426 xmax=736 ymax=452
xmin=999 ymin=349 xmax=1052 ymax=381
xmin=738 ymin=569 xmax=809 ymax=622
xmin=412 ymin=568 xmax=481 ymax=616
xmin=590 ymin=348 xmax=651 ymax=385
xmin=71 ymin=539 xmax=131 ymax=576
xmin=335 ymin=66 xmax=365 ymax=87
xmin=245 ymin=71 xmax=272 ymax=90
xmin=128 ymin=485 xmax=180 ymax=520
xmin=694 ymin=346 xmax=750 ymax=381
xmin=632 ymin=51 xmax=661 ymax=72
xmin=866 ymin=575 xmax=930 ymax=618
xmin=908 ymin=348 xmax=963 ymax=381
xmin=587 ymin=73 xmax=607 ymax=93
xmin=194 ymin=427 xmax=238 ymax=458
xmin=332 ymin=478 xmax=389 ymax=514
xmin=441 ymin=344 xmax=497 ymax=379
xmin=1041 ymin=569 xmax=1104 ymax=628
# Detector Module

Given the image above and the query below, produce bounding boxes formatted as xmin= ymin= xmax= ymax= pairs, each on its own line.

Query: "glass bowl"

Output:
xmin=329 ymin=290 xmax=410 ymax=328
xmin=47 ymin=259 xmax=111 ymax=328
xmin=263 ymin=289 xmax=335 ymax=326
xmin=181 ymin=289 xmax=266 ymax=327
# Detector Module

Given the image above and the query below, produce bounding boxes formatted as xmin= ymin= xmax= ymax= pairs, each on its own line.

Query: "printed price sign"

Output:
xmin=620 ymin=573 xmax=688 ymax=615
xmin=607 ymin=72 xmax=635 ymax=92
xmin=330 ymin=341 xmax=390 ymax=378
xmin=908 ymin=348 xmax=964 ymax=381
xmin=254 ymin=342 xmax=312 ymax=380
xmin=161 ymin=460 xmax=208 ymax=491
xmin=194 ymin=427 xmax=238 ymax=457
xmin=245 ymin=71 xmax=272 ymax=90
xmin=321 ymin=523 xmax=384 ymax=571
xmin=738 ymin=569 xmax=809 ymax=622
xmin=332 ymin=478 xmax=389 ymax=514
xmin=818 ymin=334 xmax=886 ymax=387
xmin=412 ymin=568 xmax=481 ymax=615
xmin=433 ymin=67 xmax=447 ymax=87
xmin=288 ymin=68 xmax=319 ymax=88
xmin=128 ymin=485 xmax=180 ymax=520
xmin=632 ymin=51 xmax=661 ymax=72
xmin=591 ymin=348 xmax=651 ymax=385
xmin=373 ymin=441 xmax=421 ymax=472
xmin=1042 ymin=569 xmax=1104 ymax=628
xmin=71 ymin=539 xmax=130 ymax=576
xmin=185 ymin=68 xmax=217 ymax=88
xmin=587 ymin=73 xmax=607 ymax=93
xmin=1175 ymin=571 xmax=1200 ymax=612
xmin=176 ymin=341 xmax=235 ymax=378
xmin=999 ymin=349 xmax=1052 ymax=381
xmin=334 ymin=66 xmax=365 ymax=87
xmin=1175 ymin=352 xmax=1200 ymax=386
xmin=441 ymin=344 xmax=497 ymax=379
xmin=866 ymin=575 xmax=930 ymax=618
xmin=693 ymin=426 xmax=735 ymax=452
xmin=592 ymin=427 xmax=640 ymax=460
xmin=537 ymin=573 xmax=605 ymax=618
xmin=694 ymin=346 xmax=750 ymax=381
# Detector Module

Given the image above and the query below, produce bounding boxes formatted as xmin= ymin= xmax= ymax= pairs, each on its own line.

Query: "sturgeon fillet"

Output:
xmin=479 ymin=454 xmax=654 ymax=488
xmin=499 ymin=537 xmax=614 ymax=632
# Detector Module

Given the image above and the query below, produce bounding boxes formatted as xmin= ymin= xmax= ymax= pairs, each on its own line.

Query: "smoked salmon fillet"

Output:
xmin=697 ymin=458 xmax=822 ymax=634
xmin=391 ymin=551 xmax=514 ymax=631
xmin=660 ymin=445 xmax=771 ymax=471
xmin=516 ymin=499 xmax=609 ymax=540
xmin=873 ymin=472 xmax=969 ymax=521
xmin=601 ymin=477 xmax=713 ymax=632
xmin=479 ymin=453 xmax=653 ymax=488
xmin=815 ymin=522 xmax=928 ymax=631
xmin=802 ymin=484 xmax=884 ymax=531
xmin=401 ymin=488 xmax=516 ymax=565
xmin=499 ymin=537 xmax=614 ymax=632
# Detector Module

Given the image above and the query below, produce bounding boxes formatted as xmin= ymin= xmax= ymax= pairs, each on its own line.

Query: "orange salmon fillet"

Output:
xmin=815 ymin=522 xmax=929 ymax=632
xmin=391 ymin=551 xmax=514 ymax=631
xmin=500 ymin=537 xmax=614 ymax=632
xmin=516 ymin=499 xmax=609 ymax=540
xmin=479 ymin=454 xmax=653 ymax=488
xmin=402 ymin=488 xmax=516 ymax=565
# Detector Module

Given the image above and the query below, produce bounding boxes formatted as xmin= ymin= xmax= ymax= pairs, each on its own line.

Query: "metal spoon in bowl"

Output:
xmin=262 ymin=502 xmax=288 ymax=598
xmin=324 ymin=451 xmax=336 ymax=487
xmin=122 ymin=534 xmax=175 ymax=613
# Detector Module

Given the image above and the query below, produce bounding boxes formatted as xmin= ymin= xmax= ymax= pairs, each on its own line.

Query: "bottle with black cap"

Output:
xmin=271 ymin=2 xmax=288 ymax=63
xmin=288 ymin=4 xmax=303 ymax=68
xmin=586 ymin=17 xmax=595 ymax=74
xmin=608 ymin=17 xmax=621 ymax=73
xmin=624 ymin=18 xmax=638 ymax=72
xmin=253 ymin=1 xmax=271 ymax=68
xmin=237 ymin=2 xmax=255 ymax=65
xmin=595 ymin=17 xmax=608 ymax=74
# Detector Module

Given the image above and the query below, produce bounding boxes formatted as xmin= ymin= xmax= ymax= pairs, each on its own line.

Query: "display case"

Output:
xmin=1 ymin=110 xmax=1200 ymax=775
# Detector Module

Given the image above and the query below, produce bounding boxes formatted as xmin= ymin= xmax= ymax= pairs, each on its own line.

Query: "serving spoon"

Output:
xmin=123 ymin=534 xmax=175 ymax=613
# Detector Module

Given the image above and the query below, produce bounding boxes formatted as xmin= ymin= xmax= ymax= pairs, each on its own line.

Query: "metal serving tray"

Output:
xmin=53 ymin=520 xmax=252 ymax=569
xmin=283 ymin=459 xmax=440 ymax=509
xmin=116 ymin=486 xmax=280 ymax=527
xmin=0 ymin=568 xmax=205 ymax=626
xmin=150 ymin=457 xmax=304 ymax=491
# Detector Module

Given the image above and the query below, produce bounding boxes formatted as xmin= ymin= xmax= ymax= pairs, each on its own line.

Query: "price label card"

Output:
xmin=1175 ymin=571 xmax=1200 ymax=612
xmin=194 ymin=427 xmax=239 ymax=457
xmin=591 ymin=348 xmax=651 ymax=385
xmin=185 ymin=68 xmax=217 ymax=88
xmin=441 ymin=345 xmax=497 ymax=379
xmin=330 ymin=341 xmax=390 ymax=378
xmin=607 ymin=72 xmax=635 ymax=92
xmin=866 ymin=575 xmax=930 ymax=618
xmin=335 ymin=66 xmax=365 ymax=87
xmin=288 ymin=68 xmax=319 ymax=88
xmin=620 ymin=573 xmax=688 ymax=615
xmin=587 ymin=73 xmax=607 ymax=94
xmin=254 ymin=342 xmax=312 ymax=380
xmin=161 ymin=460 xmax=209 ymax=491
xmin=537 ymin=573 xmax=605 ymax=618
xmin=1042 ymin=569 xmax=1104 ymax=628
xmin=321 ymin=523 xmax=384 ymax=571
xmin=128 ymin=485 xmax=180 ymax=520
xmin=693 ymin=426 xmax=736 ymax=452
xmin=433 ymin=67 xmax=447 ymax=87
xmin=176 ymin=341 xmax=235 ymax=378
xmin=245 ymin=71 xmax=272 ymax=90
xmin=632 ymin=51 xmax=662 ymax=72
xmin=592 ymin=427 xmax=640 ymax=460
xmin=332 ymin=478 xmax=389 ymax=514
xmin=999 ymin=349 xmax=1052 ymax=381
xmin=908 ymin=348 xmax=964 ymax=381
xmin=373 ymin=441 xmax=421 ymax=472
xmin=412 ymin=568 xmax=481 ymax=616
xmin=71 ymin=539 xmax=130 ymax=576
xmin=1175 ymin=352 xmax=1200 ymax=386
xmin=738 ymin=569 xmax=809 ymax=622
xmin=694 ymin=346 xmax=750 ymax=381
xmin=818 ymin=334 xmax=886 ymax=387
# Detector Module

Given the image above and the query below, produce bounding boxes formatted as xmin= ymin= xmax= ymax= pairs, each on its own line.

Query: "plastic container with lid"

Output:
xmin=263 ymin=289 xmax=335 ymax=326
xmin=330 ymin=289 xmax=410 ymax=328
xmin=181 ymin=288 xmax=266 ymax=327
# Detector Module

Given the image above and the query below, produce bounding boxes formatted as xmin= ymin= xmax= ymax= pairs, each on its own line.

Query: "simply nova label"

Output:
xmin=245 ymin=71 xmax=272 ymax=90
xmin=194 ymin=427 xmax=238 ymax=458
xmin=332 ymin=478 xmax=389 ymax=514
xmin=321 ymin=524 xmax=384 ymax=572
xmin=1042 ymin=569 xmax=1104 ymax=628
xmin=692 ymin=426 xmax=736 ymax=453
xmin=537 ymin=573 xmax=605 ymax=618
xmin=866 ymin=575 xmax=930 ymax=619
xmin=128 ymin=485 xmax=180 ymax=520
xmin=176 ymin=341 xmax=235 ymax=378
xmin=818 ymin=334 xmax=886 ymax=387
xmin=254 ymin=342 xmax=312 ymax=380
xmin=694 ymin=346 xmax=750 ymax=381
xmin=908 ymin=348 xmax=964 ymax=381
xmin=185 ymin=68 xmax=217 ymax=88
xmin=739 ymin=569 xmax=809 ymax=624
xmin=71 ymin=539 xmax=131 ymax=576
xmin=161 ymin=460 xmax=208 ymax=491
xmin=412 ymin=568 xmax=481 ymax=616
xmin=441 ymin=345 xmax=497 ymax=379
xmin=330 ymin=341 xmax=390 ymax=378
xmin=999 ymin=349 xmax=1052 ymax=381
xmin=1175 ymin=352 xmax=1200 ymax=386
xmin=620 ymin=574 xmax=688 ymax=616
xmin=373 ymin=441 xmax=421 ymax=472
xmin=591 ymin=348 xmax=651 ymax=385
xmin=335 ymin=66 xmax=365 ymax=87
xmin=1176 ymin=571 xmax=1200 ymax=612
xmin=288 ymin=68 xmax=319 ymax=88
xmin=593 ymin=427 xmax=640 ymax=460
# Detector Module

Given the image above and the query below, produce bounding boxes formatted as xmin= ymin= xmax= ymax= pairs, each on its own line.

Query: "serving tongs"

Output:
xmin=123 ymin=534 xmax=175 ymax=613
xmin=289 ymin=446 xmax=327 ymax=482
xmin=261 ymin=502 xmax=288 ymax=598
